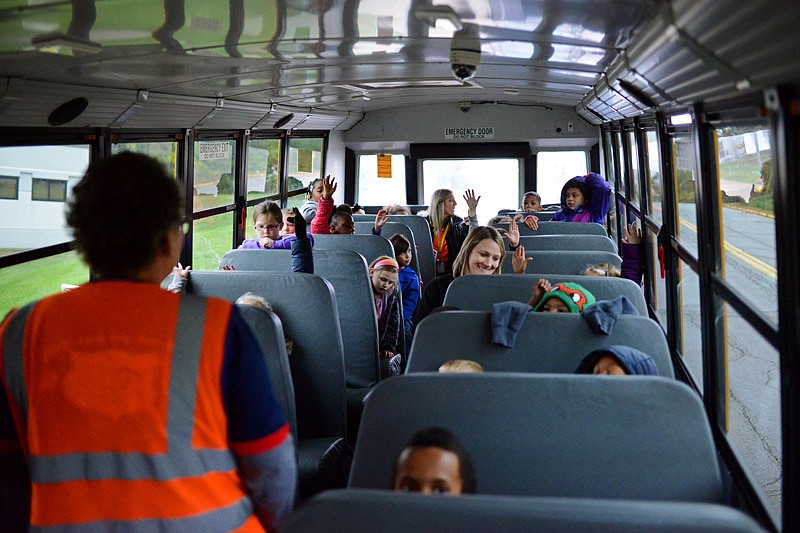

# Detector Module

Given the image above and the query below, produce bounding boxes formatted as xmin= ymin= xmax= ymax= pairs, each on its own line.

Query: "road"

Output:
xmin=676 ymin=202 xmax=781 ymax=518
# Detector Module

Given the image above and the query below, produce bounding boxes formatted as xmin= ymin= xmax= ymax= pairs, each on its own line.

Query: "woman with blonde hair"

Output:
xmin=428 ymin=188 xmax=480 ymax=275
xmin=414 ymin=226 xmax=503 ymax=327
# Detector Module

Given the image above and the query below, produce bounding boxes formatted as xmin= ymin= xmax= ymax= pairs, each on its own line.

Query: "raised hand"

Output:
xmin=292 ymin=207 xmax=307 ymax=240
xmin=321 ymin=174 xmax=337 ymax=201
xmin=623 ymin=223 xmax=641 ymax=244
xmin=172 ymin=262 xmax=191 ymax=279
xmin=528 ymin=278 xmax=551 ymax=307
xmin=512 ymin=245 xmax=532 ymax=274
xmin=504 ymin=217 xmax=521 ymax=248
xmin=463 ymin=189 xmax=481 ymax=217
xmin=374 ymin=208 xmax=389 ymax=233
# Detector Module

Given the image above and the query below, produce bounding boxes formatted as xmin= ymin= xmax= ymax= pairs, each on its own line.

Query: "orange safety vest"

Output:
xmin=0 ymin=282 xmax=265 ymax=532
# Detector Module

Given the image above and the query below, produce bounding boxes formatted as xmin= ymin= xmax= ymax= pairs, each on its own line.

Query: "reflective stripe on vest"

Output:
xmin=1 ymin=288 xmax=264 ymax=532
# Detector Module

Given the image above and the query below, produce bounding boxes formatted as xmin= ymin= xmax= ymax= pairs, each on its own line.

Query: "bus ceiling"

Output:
xmin=0 ymin=0 xmax=797 ymax=130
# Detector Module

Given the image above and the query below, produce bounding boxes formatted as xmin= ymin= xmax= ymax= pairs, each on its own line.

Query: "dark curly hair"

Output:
xmin=66 ymin=152 xmax=183 ymax=279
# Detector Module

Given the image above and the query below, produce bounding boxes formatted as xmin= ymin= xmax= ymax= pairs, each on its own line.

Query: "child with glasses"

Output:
xmin=239 ymin=200 xmax=313 ymax=249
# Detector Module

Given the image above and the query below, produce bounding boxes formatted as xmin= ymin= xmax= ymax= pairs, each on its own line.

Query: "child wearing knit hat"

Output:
xmin=527 ymin=280 xmax=596 ymax=313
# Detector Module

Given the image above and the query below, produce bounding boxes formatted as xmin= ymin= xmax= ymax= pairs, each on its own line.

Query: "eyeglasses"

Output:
xmin=255 ymin=223 xmax=281 ymax=231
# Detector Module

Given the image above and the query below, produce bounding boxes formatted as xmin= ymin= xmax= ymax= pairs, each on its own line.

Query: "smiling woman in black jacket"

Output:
xmin=428 ymin=188 xmax=480 ymax=275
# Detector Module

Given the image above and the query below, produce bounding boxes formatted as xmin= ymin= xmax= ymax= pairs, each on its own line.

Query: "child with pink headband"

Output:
xmin=369 ymin=256 xmax=403 ymax=375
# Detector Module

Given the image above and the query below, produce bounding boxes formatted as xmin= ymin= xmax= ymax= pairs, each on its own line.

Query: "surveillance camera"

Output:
xmin=459 ymin=101 xmax=471 ymax=112
xmin=450 ymin=28 xmax=480 ymax=82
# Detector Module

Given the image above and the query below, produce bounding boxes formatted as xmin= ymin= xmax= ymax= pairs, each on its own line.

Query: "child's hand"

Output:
xmin=523 ymin=215 xmax=539 ymax=231
xmin=292 ymin=207 xmax=307 ymax=239
xmin=511 ymin=245 xmax=531 ymax=274
xmin=374 ymin=208 xmax=389 ymax=233
xmin=623 ymin=223 xmax=642 ymax=244
xmin=222 ymin=265 xmax=237 ymax=270
xmin=173 ymin=262 xmax=191 ymax=278
xmin=504 ymin=218 xmax=521 ymax=248
xmin=463 ymin=189 xmax=481 ymax=217
xmin=321 ymin=174 xmax=337 ymax=200
xmin=259 ymin=237 xmax=275 ymax=249
xmin=527 ymin=278 xmax=551 ymax=307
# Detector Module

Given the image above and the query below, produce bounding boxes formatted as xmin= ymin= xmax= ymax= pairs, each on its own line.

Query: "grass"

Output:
xmin=192 ymin=213 xmax=236 ymax=270
xmin=718 ymin=153 xmax=767 ymax=184
xmin=0 ymin=213 xmax=239 ymax=319
xmin=0 ymin=251 xmax=89 ymax=319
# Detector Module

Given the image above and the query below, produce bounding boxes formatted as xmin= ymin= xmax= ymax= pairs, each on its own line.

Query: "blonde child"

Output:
xmin=239 ymin=201 xmax=312 ymax=249
xmin=370 ymin=256 xmax=403 ymax=361
xmin=438 ymin=359 xmax=484 ymax=373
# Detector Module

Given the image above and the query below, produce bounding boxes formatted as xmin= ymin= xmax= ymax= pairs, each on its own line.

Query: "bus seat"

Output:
xmin=406 ymin=311 xmax=673 ymax=378
xmin=349 ymin=374 xmax=722 ymax=502
xmin=497 ymin=209 xmax=556 ymax=222
xmin=494 ymin=221 xmax=607 ymax=236
xmin=354 ymin=221 xmax=421 ymax=276
xmin=444 ymin=274 xmax=647 ymax=315
xmin=283 ymin=490 xmax=765 ymax=533
xmin=312 ymin=234 xmax=394 ymax=265
xmin=391 ymin=215 xmax=436 ymax=286
xmin=502 ymin=250 xmax=622 ymax=275
xmin=236 ymin=305 xmax=297 ymax=442
xmin=220 ymin=249 xmax=381 ymax=390
xmin=355 ymin=214 xmax=436 ymax=286
xmin=504 ymin=234 xmax=617 ymax=252
xmin=183 ymin=271 xmax=346 ymax=499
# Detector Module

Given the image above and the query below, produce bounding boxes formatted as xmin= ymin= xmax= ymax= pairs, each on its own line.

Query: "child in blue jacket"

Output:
xmin=389 ymin=233 xmax=421 ymax=335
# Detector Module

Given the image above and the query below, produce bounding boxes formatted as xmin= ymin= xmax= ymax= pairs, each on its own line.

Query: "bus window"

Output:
xmin=0 ymin=250 xmax=89 ymax=320
xmin=535 ymin=151 xmax=588 ymax=206
xmin=645 ymin=131 xmax=663 ymax=226
xmin=0 ymin=145 xmax=89 ymax=252
xmin=716 ymin=126 xmax=777 ymax=321
xmin=192 ymin=211 xmax=233 ymax=271
xmin=628 ymin=130 xmax=640 ymax=208
xmin=724 ymin=301 xmax=782 ymax=520
xmin=247 ymin=138 xmax=282 ymax=200
xmin=672 ymin=133 xmax=699 ymax=258
xmin=357 ymin=154 xmax=406 ymax=206
xmin=422 ymin=158 xmax=520 ymax=224
xmin=288 ymin=136 xmax=324 ymax=198
xmin=679 ymin=259 xmax=703 ymax=393
xmin=111 ymin=142 xmax=178 ymax=178
xmin=614 ymin=131 xmax=626 ymax=197
xmin=193 ymin=139 xmax=236 ymax=212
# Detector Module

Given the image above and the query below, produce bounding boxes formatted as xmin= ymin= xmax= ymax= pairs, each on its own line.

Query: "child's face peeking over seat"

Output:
xmin=539 ymin=297 xmax=570 ymax=313
xmin=393 ymin=446 xmax=464 ymax=495
xmin=592 ymin=354 xmax=627 ymax=375
xmin=522 ymin=194 xmax=541 ymax=212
